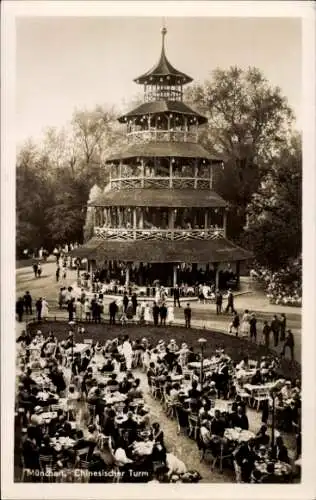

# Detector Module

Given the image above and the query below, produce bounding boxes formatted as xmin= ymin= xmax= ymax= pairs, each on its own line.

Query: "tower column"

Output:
xmin=169 ymin=158 xmax=173 ymax=188
xmin=133 ymin=207 xmax=137 ymax=239
xmin=119 ymin=161 xmax=122 ymax=189
xmin=194 ymin=159 xmax=198 ymax=189
xmin=223 ymin=208 xmax=228 ymax=237
xmin=214 ymin=263 xmax=220 ymax=290
xmin=125 ymin=264 xmax=130 ymax=287
xmin=173 ymin=264 xmax=178 ymax=287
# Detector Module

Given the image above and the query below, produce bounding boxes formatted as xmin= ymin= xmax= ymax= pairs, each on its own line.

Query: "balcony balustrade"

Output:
xmin=126 ymin=129 xmax=198 ymax=144
xmin=94 ymin=226 xmax=225 ymax=241
xmin=110 ymin=176 xmax=211 ymax=190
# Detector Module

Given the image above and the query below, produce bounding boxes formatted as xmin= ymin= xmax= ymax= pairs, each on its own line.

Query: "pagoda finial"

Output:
xmin=161 ymin=18 xmax=167 ymax=51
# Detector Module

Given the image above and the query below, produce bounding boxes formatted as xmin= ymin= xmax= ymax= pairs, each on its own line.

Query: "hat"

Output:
xmin=210 ymin=381 xmax=216 ymax=387
xmin=170 ymin=339 xmax=176 ymax=343
xmin=285 ymin=381 xmax=291 ymax=385
xmin=181 ymin=343 xmax=188 ymax=348
xmin=36 ymin=330 xmax=42 ymax=335
xmin=34 ymin=406 xmax=43 ymax=414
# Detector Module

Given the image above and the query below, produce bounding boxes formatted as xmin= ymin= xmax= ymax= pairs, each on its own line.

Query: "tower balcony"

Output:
xmin=126 ymin=129 xmax=198 ymax=144
xmin=94 ymin=226 xmax=225 ymax=241
xmin=110 ymin=175 xmax=211 ymax=190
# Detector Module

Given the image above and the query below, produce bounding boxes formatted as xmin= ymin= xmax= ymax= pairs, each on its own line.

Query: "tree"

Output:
xmin=245 ymin=133 xmax=301 ymax=270
xmin=186 ymin=66 xmax=295 ymax=239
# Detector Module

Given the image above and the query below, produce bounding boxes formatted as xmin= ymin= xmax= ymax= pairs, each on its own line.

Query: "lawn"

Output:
xmin=27 ymin=320 xmax=301 ymax=380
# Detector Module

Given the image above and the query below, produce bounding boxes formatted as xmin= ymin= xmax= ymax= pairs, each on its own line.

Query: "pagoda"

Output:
xmin=74 ymin=27 xmax=252 ymax=291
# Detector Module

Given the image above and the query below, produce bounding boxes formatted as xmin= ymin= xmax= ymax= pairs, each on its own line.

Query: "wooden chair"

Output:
xmin=253 ymin=388 xmax=270 ymax=411
xmin=39 ymin=454 xmax=55 ymax=482
xmin=211 ymin=439 xmax=233 ymax=473
xmin=150 ymin=379 xmax=163 ymax=400
xmin=188 ymin=413 xmax=199 ymax=441
xmin=235 ymin=383 xmax=251 ymax=406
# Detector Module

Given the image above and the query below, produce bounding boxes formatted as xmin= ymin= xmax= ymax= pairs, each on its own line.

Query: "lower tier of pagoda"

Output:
xmin=71 ymin=237 xmax=252 ymax=265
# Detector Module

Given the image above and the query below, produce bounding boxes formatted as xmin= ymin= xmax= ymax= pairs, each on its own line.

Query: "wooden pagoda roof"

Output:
xmin=70 ymin=237 xmax=253 ymax=263
xmin=118 ymin=101 xmax=207 ymax=124
xmin=90 ymin=189 xmax=227 ymax=208
xmin=134 ymin=27 xmax=193 ymax=86
xmin=106 ymin=142 xmax=223 ymax=163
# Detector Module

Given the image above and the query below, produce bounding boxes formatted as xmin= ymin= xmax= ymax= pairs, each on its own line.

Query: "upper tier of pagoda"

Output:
xmin=134 ymin=27 xmax=193 ymax=89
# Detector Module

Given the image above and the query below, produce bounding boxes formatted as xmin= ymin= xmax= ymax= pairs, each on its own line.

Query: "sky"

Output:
xmin=16 ymin=16 xmax=302 ymax=144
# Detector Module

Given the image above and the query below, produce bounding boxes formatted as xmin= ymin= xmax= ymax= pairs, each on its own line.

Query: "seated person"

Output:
xmin=275 ymin=436 xmax=290 ymax=463
xmin=233 ymin=405 xmax=249 ymax=430
xmin=210 ymin=409 xmax=226 ymax=437
xmin=233 ymin=438 xmax=258 ymax=483
xmin=127 ymin=379 xmax=143 ymax=401
xmin=169 ymin=383 xmax=180 ymax=403
xmin=254 ymin=424 xmax=270 ymax=448
xmin=207 ymin=381 xmax=218 ymax=400
xmin=106 ymin=374 xmax=119 ymax=392
xmin=251 ymin=369 xmax=263 ymax=386
xmin=199 ymin=419 xmax=212 ymax=447
xmin=152 ymin=422 xmax=165 ymax=446
xmin=236 ymin=356 xmax=249 ymax=371
xmin=188 ymin=380 xmax=201 ymax=400
xmin=100 ymin=358 xmax=115 ymax=373
xmin=119 ymin=375 xmax=133 ymax=394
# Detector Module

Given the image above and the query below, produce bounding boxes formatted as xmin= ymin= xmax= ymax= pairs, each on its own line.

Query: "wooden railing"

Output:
xmin=94 ymin=227 xmax=225 ymax=241
xmin=126 ymin=130 xmax=198 ymax=144
xmin=110 ymin=176 xmax=211 ymax=190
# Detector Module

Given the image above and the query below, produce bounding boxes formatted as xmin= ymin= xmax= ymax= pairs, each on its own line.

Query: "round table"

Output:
xmin=224 ymin=428 xmax=255 ymax=443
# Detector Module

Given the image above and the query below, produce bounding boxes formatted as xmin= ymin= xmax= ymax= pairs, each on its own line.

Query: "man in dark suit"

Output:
xmin=184 ymin=303 xmax=192 ymax=328
xmin=215 ymin=290 xmax=223 ymax=315
xmin=225 ymin=289 xmax=236 ymax=314
xmin=152 ymin=302 xmax=160 ymax=326
xmin=234 ymin=439 xmax=258 ymax=482
xmin=173 ymin=284 xmax=181 ymax=308
xmin=270 ymin=315 xmax=280 ymax=347
xmin=159 ymin=303 xmax=168 ymax=326
xmin=109 ymin=300 xmax=118 ymax=325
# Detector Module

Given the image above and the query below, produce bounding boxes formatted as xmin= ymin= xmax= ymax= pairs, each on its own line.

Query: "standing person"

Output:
xmin=122 ymin=336 xmax=133 ymax=371
xmin=109 ymin=300 xmax=118 ymax=325
xmin=41 ymin=298 xmax=49 ymax=320
xmin=282 ymin=329 xmax=295 ymax=361
xmin=215 ymin=290 xmax=223 ymax=315
xmin=32 ymin=262 xmax=38 ymax=278
xmin=58 ymin=288 xmax=64 ymax=309
xmin=56 ymin=266 xmax=60 ymax=282
xmin=24 ymin=291 xmax=33 ymax=315
xmin=229 ymin=311 xmax=240 ymax=336
xmin=184 ymin=303 xmax=191 ymax=328
xmin=225 ymin=289 xmax=235 ymax=314
xmin=262 ymin=321 xmax=271 ymax=347
xmin=270 ymin=315 xmax=280 ymax=347
xmin=159 ymin=302 xmax=167 ymax=326
xmin=37 ymin=263 xmax=42 ymax=278
xmin=279 ymin=313 xmax=286 ymax=342
xmin=84 ymin=298 xmax=91 ymax=322
xmin=123 ymin=292 xmax=129 ymax=313
xmin=67 ymin=298 xmax=75 ymax=322
xmin=144 ymin=303 xmax=152 ymax=325
xmin=241 ymin=310 xmax=251 ymax=337
xmin=75 ymin=298 xmax=83 ymax=322
xmin=62 ymin=265 xmax=67 ymax=280
xmin=152 ymin=302 xmax=160 ymax=327
xmin=167 ymin=304 xmax=175 ymax=325
xmin=131 ymin=293 xmax=138 ymax=316
xmin=249 ymin=313 xmax=257 ymax=341
xmin=16 ymin=297 xmax=24 ymax=322
xmin=173 ymin=284 xmax=181 ymax=308
xmin=35 ymin=297 xmax=43 ymax=321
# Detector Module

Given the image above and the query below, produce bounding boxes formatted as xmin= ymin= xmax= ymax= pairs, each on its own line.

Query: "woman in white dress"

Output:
xmin=144 ymin=303 xmax=152 ymax=325
xmin=241 ymin=309 xmax=251 ymax=337
xmin=167 ymin=304 xmax=175 ymax=325
xmin=41 ymin=298 xmax=49 ymax=319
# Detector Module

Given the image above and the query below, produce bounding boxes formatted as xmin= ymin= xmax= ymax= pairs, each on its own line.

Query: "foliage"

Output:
xmin=186 ymin=66 xmax=295 ymax=239
xmin=16 ymin=106 xmax=124 ymax=256
xmin=245 ymin=133 xmax=302 ymax=270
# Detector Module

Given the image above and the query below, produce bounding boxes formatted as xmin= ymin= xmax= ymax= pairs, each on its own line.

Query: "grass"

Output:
xmin=27 ymin=320 xmax=301 ymax=380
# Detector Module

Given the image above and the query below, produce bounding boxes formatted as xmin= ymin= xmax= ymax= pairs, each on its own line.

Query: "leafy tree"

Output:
xmin=245 ymin=133 xmax=301 ymax=270
xmin=186 ymin=66 xmax=295 ymax=239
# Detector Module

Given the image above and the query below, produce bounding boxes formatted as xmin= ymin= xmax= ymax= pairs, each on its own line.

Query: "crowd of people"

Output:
xmin=15 ymin=329 xmax=204 ymax=483
xmin=15 ymin=328 xmax=301 ymax=484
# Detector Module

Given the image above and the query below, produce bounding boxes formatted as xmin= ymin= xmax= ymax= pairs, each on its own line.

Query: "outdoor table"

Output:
xmin=188 ymin=360 xmax=212 ymax=370
xmin=170 ymin=374 xmax=183 ymax=382
xmin=38 ymin=411 xmax=57 ymax=424
xmin=73 ymin=343 xmax=90 ymax=355
xmin=208 ymin=400 xmax=232 ymax=417
xmin=103 ymin=392 xmax=127 ymax=405
xmin=235 ymin=369 xmax=257 ymax=384
xmin=253 ymin=459 xmax=292 ymax=482
xmin=244 ymin=382 xmax=275 ymax=396
xmin=115 ymin=414 xmax=144 ymax=426
xmin=51 ymin=436 xmax=76 ymax=451
xmin=224 ymin=427 xmax=255 ymax=443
